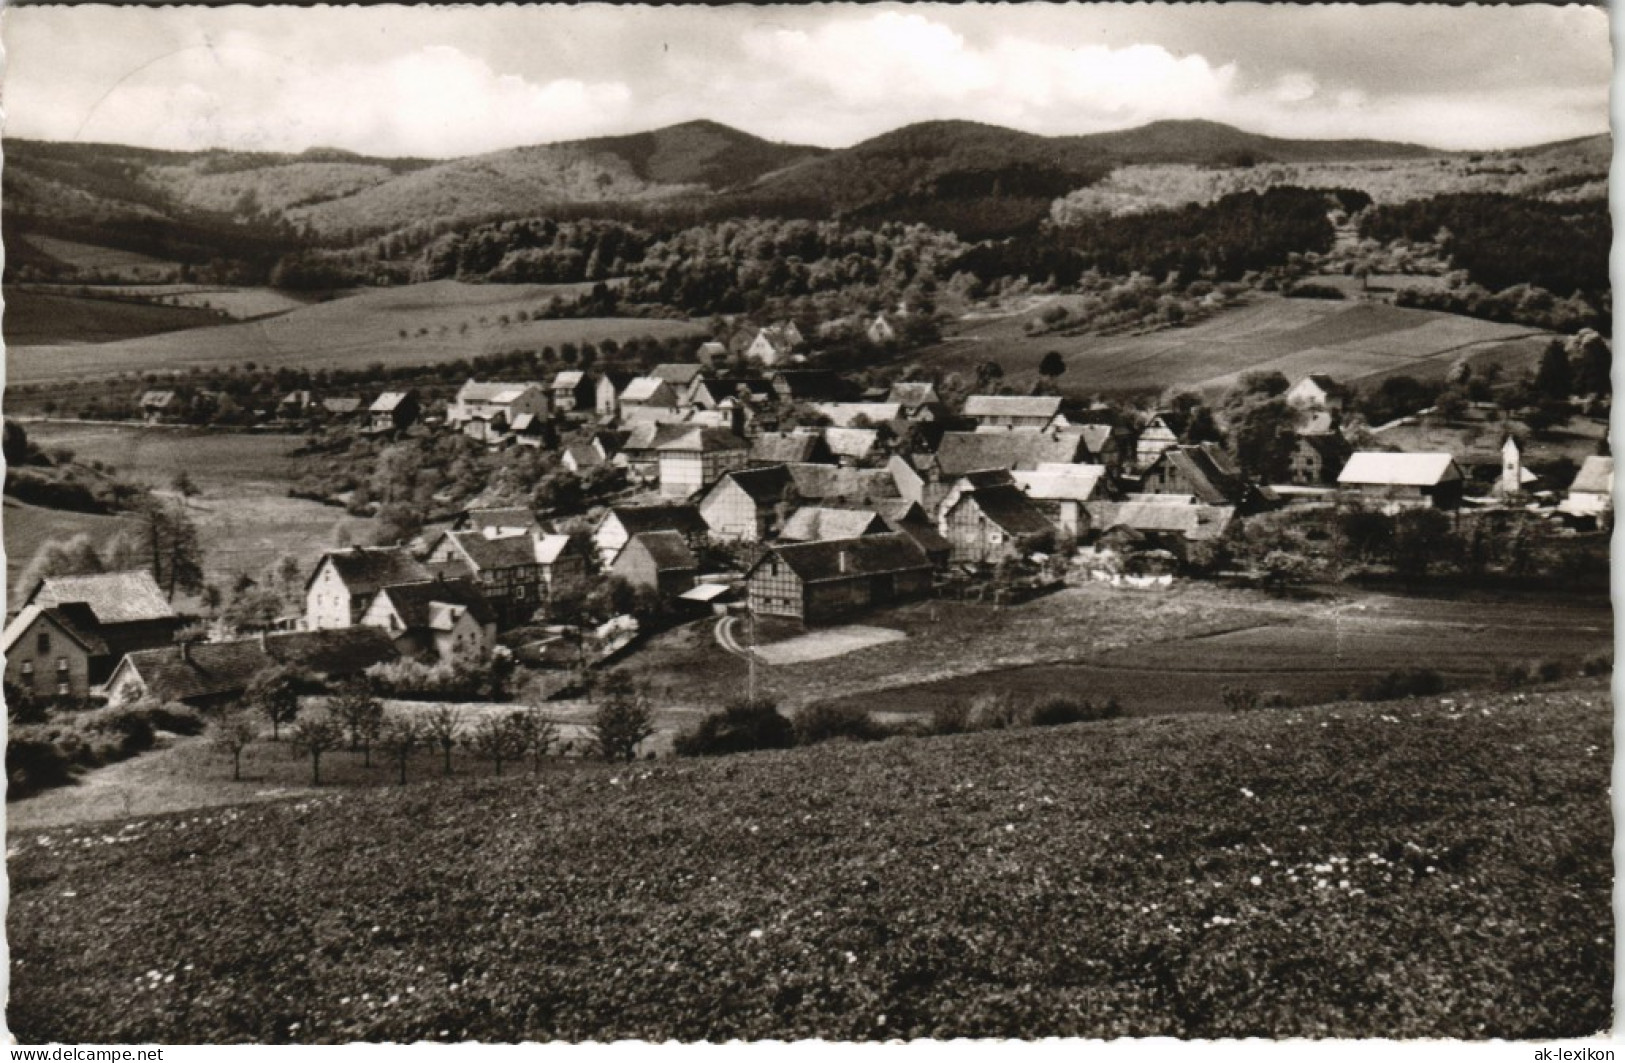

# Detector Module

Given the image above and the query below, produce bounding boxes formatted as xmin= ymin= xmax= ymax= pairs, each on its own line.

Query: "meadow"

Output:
xmin=7 ymin=681 xmax=1609 ymax=1041
xmin=6 ymin=280 xmax=706 ymax=385
xmin=3 ymin=288 xmax=224 ymax=346
xmin=926 ymin=294 xmax=1553 ymax=399
xmin=3 ymin=497 xmax=132 ymax=591
xmin=12 ymin=424 xmax=375 ymax=587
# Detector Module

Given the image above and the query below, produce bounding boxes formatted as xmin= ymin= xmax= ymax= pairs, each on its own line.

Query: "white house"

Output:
xmin=305 ymin=546 xmax=432 ymax=630
xmin=360 ymin=578 xmax=498 ymax=662
xmin=1560 ymin=455 xmax=1613 ymax=518
xmin=448 ymin=381 xmax=550 ymax=443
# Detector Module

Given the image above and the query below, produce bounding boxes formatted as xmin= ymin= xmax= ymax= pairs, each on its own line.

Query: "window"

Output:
xmin=36 ymin=631 xmax=49 ymax=654
xmin=57 ymin=681 xmax=70 ymax=697
xmin=56 ymin=657 xmax=68 ymax=673
xmin=20 ymin=661 xmax=33 ymax=676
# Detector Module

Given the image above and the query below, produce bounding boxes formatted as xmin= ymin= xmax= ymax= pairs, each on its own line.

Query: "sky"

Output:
xmin=0 ymin=4 xmax=1612 ymax=157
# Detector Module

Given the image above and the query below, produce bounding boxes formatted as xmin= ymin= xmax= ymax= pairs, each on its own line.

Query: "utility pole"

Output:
xmin=747 ymin=609 xmax=758 ymax=703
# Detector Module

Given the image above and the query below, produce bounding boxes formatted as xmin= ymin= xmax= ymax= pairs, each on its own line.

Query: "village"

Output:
xmin=3 ymin=312 xmax=1611 ymax=760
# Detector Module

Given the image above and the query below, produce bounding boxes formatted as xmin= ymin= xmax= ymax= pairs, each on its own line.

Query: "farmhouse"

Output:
xmin=1286 ymin=374 xmax=1350 ymax=414
xmin=593 ymin=504 xmax=709 ymax=565
xmin=871 ymin=499 xmax=953 ymax=568
xmin=618 ymin=422 xmax=693 ymax=481
xmin=1134 ymin=414 xmax=1180 ymax=469
xmin=1337 ymin=451 xmax=1465 ymax=510
xmin=448 ymin=381 xmax=550 ymax=443
xmin=5 ymin=571 xmax=182 ymax=701
xmin=360 ymin=577 xmax=498 ymax=663
xmin=305 ymin=545 xmax=433 ymax=630
xmin=746 ymin=533 xmax=933 ymax=624
xmin=696 ymin=341 xmax=729 ymax=367
xmin=106 ymin=628 xmax=400 ymax=709
xmin=620 ymin=376 xmax=682 ymax=412
xmin=964 ymin=395 xmax=1063 ymax=430
xmin=426 ymin=530 xmax=587 ymax=624
xmin=562 ymin=440 xmax=608 ymax=473
xmin=139 ymin=390 xmax=178 ymax=423
xmin=1140 ymin=444 xmax=1254 ymax=507
xmin=1012 ymin=463 xmax=1110 ymax=536
xmin=1560 ymin=455 xmax=1613 ymax=519
xmin=1287 ymin=434 xmax=1353 ymax=487
xmin=927 ymin=431 xmax=1090 ymax=481
xmin=699 ymin=464 xmax=796 ymax=542
xmin=940 ymin=481 xmax=1056 ymax=565
xmin=549 ymin=370 xmax=596 ymax=413
xmin=887 ymin=381 xmax=944 ymax=421
xmin=747 ymin=325 xmax=801 ymax=366
xmin=867 ymin=314 xmax=897 ymax=345
xmin=369 ymin=390 xmax=420 ymax=433
xmin=655 ymin=427 xmax=749 ymax=499
xmin=1087 ymin=495 xmax=1236 ymax=560
xmin=595 ymin=370 xmax=634 ymax=420
xmin=610 ymin=531 xmax=699 ymax=597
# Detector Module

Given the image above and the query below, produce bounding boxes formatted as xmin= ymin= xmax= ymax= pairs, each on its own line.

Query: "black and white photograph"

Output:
xmin=0 ymin=0 xmax=1614 ymax=1046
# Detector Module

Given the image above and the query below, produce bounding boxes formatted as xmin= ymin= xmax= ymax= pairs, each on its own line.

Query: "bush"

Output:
xmin=79 ymin=705 xmax=157 ymax=756
xmin=1534 ymin=659 xmax=1565 ymax=683
xmin=147 ymin=702 xmax=206 ymax=736
xmin=930 ymin=700 xmax=971 ymax=736
xmin=965 ymin=693 xmax=1024 ymax=732
xmin=5 ymin=727 xmax=79 ymax=795
xmin=1220 ymin=686 xmax=1262 ymax=713
xmin=1284 ymin=282 xmax=1346 ymax=300
xmin=1356 ymin=668 xmax=1446 ymax=702
xmin=1580 ymin=653 xmax=1611 ymax=678
xmin=1029 ymin=695 xmax=1122 ymax=727
xmin=793 ymin=703 xmax=882 ymax=746
xmin=1492 ymin=661 xmax=1531 ymax=692
xmin=674 ymin=698 xmax=796 ymax=757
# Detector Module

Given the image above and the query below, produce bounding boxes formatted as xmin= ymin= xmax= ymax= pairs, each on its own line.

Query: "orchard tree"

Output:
xmin=423 ymin=705 xmax=465 ymax=776
xmin=376 ymin=713 xmax=425 ymax=785
xmin=514 ymin=709 xmax=561 ymax=773
xmin=209 ymin=709 xmax=259 ymax=781
xmin=290 ymin=712 xmax=343 ymax=785
xmin=246 ymin=664 xmax=301 ymax=741
xmin=470 ymin=711 xmax=531 ymax=777
xmin=330 ymin=682 xmax=385 ymax=765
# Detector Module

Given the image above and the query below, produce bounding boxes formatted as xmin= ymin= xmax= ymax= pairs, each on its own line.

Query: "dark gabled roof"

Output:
xmin=26 ymin=570 xmax=177 ymax=624
xmin=933 ymin=432 xmax=1088 ymax=477
xmin=623 ymin=422 xmax=694 ymax=453
xmin=952 ymin=485 xmax=1055 ymax=537
xmin=1 ymin=603 xmax=108 ymax=658
xmin=606 ymin=504 xmax=708 ymax=537
xmin=751 ymin=431 xmax=828 ymax=464
xmin=311 ymin=546 xmax=431 ymax=595
xmin=785 ymin=462 xmax=900 ymax=504
xmin=564 ymin=442 xmax=606 ymax=468
xmin=442 ymin=530 xmax=539 ymax=571
xmin=886 ymin=517 xmax=952 ymax=559
xmin=1149 ymin=444 xmax=1250 ymax=505
xmin=718 ymin=464 xmax=795 ymax=504
xmin=758 ymin=533 xmax=932 ymax=584
xmin=620 ymin=531 xmax=698 ymax=573
xmin=375 ymin=578 xmax=497 ymax=631
xmin=702 ymin=377 xmax=774 ymax=400
xmin=266 ymin=627 xmax=402 ymax=676
xmin=656 ymin=427 xmax=748 ymax=453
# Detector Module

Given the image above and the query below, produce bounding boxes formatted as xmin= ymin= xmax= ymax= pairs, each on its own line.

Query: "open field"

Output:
xmin=1371 ymin=413 xmax=1608 ymax=475
xmin=925 ymin=294 xmax=1553 ymax=399
xmin=27 ymin=284 xmax=319 ymax=320
xmin=8 ymin=681 xmax=1609 ymax=1041
xmin=21 ymin=234 xmax=180 ymax=275
xmin=12 ymin=424 xmax=375 ymax=587
xmin=2 ymin=497 xmax=132 ymax=592
xmin=7 ymin=280 xmax=706 ymax=384
xmin=818 ymin=586 xmax=1611 ymax=719
xmin=3 ymin=288 xmax=225 ymax=346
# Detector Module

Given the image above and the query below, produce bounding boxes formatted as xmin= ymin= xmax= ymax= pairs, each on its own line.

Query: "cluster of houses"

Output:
xmin=25 ymin=363 xmax=1608 ymax=709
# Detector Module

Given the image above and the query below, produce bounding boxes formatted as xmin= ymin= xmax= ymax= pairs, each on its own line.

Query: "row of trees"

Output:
xmin=231 ymin=669 xmax=657 ymax=785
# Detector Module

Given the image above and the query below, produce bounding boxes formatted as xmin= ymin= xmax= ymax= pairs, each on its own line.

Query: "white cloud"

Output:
xmin=62 ymin=44 xmax=633 ymax=156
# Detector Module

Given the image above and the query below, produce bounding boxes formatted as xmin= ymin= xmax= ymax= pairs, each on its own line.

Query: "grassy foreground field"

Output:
xmin=7 ymin=280 xmax=705 ymax=384
xmin=927 ymin=294 xmax=1553 ymax=398
xmin=7 ymin=682 xmax=1609 ymax=1041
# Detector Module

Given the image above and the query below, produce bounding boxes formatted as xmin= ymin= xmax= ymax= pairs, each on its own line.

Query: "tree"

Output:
xmin=422 ymin=705 xmax=465 ymax=776
xmin=330 ymin=682 xmax=385 ymax=765
xmin=1569 ymin=329 xmax=1612 ymax=398
xmin=470 ymin=711 xmax=531 ymax=777
xmin=246 ymin=664 xmax=301 ymax=741
xmin=1392 ymin=508 xmax=1455 ymax=578
xmin=171 ymin=471 xmax=200 ymax=507
xmin=513 ymin=709 xmax=561 ymax=773
xmin=13 ymin=533 xmax=106 ymax=610
xmin=376 ymin=713 xmax=424 ymax=786
xmin=591 ymin=671 xmax=655 ymax=763
xmin=973 ymin=360 xmax=1004 ymax=393
xmin=289 ymin=712 xmax=343 ymax=785
xmin=1230 ymin=398 xmax=1298 ymax=483
xmin=112 ymin=497 xmax=205 ymax=600
xmin=1533 ymin=339 xmax=1573 ymax=401
xmin=673 ymin=697 xmax=794 ymax=757
xmin=209 ymin=709 xmax=259 ymax=781
xmin=1038 ymin=351 xmax=1067 ymax=383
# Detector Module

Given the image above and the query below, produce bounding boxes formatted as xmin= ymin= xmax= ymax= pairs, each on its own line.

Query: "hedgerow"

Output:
xmin=8 ymin=684 xmax=1610 ymax=1042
